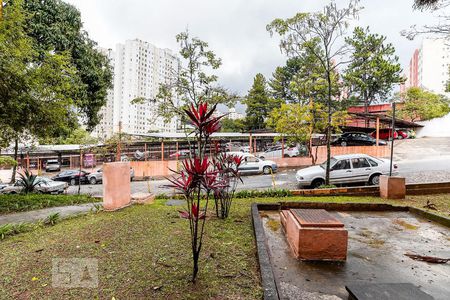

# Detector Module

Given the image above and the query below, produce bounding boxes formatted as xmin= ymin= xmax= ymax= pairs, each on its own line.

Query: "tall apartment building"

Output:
xmin=401 ymin=38 xmax=450 ymax=95
xmin=93 ymin=39 xmax=179 ymax=139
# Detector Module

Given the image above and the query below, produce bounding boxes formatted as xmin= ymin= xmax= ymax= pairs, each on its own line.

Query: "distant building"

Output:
xmin=228 ymin=108 xmax=244 ymax=120
xmin=93 ymin=39 xmax=180 ymax=139
xmin=401 ymin=38 xmax=450 ymax=95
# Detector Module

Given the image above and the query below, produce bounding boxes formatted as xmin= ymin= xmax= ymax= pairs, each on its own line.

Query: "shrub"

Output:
xmin=44 ymin=212 xmax=60 ymax=226
xmin=318 ymin=184 xmax=337 ymax=189
xmin=0 ymin=156 xmax=17 ymax=168
xmin=234 ymin=189 xmax=293 ymax=199
xmin=166 ymin=102 xmax=224 ymax=282
xmin=0 ymin=194 xmax=94 ymax=214
xmin=17 ymin=169 xmax=43 ymax=194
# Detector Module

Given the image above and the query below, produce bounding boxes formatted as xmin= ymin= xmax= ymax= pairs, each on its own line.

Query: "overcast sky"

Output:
xmin=65 ymin=0 xmax=440 ymax=100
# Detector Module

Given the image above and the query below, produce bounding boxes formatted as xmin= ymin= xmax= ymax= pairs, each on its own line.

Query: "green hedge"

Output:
xmin=0 ymin=194 xmax=95 ymax=214
xmin=155 ymin=189 xmax=293 ymax=200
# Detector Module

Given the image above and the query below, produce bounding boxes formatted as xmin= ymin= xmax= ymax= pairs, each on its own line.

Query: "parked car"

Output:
xmin=228 ymin=152 xmax=278 ymax=175
xmin=1 ymin=177 xmax=68 ymax=194
xmin=87 ymin=167 xmax=135 ymax=184
xmin=45 ymin=159 xmax=61 ymax=172
xmin=295 ymin=154 xmax=397 ymax=188
xmin=331 ymin=132 xmax=387 ymax=146
xmin=52 ymin=170 xmax=90 ymax=186
xmin=169 ymin=150 xmax=192 ymax=159
xmin=259 ymin=145 xmax=300 ymax=159
xmin=396 ymin=130 xmax=409 ymax=139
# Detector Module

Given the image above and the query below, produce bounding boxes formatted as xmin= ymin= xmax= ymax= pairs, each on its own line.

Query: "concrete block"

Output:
xmin=131 ymin=192 xmax=155 ymax=205
xmin=281 ymin=209 xmax=348 ymax=261
xmin=380 ymin=175 xmax=406 ymax=199
xmin=103 ymin=162 xmax=131 ymax=211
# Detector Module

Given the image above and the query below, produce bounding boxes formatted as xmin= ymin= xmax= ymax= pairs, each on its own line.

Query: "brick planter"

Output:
xmin=380 ymin=175 xmax=406 ymax=199
xmin=280 ymin=209 xmax=348 ymax=261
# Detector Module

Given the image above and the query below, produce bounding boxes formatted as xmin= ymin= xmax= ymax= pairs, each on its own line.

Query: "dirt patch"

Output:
xmin=393 ymin=219 xmax=419 ymax=230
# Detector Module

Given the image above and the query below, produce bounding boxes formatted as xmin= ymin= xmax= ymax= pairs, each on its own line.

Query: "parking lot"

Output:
xmin=32 ymin=137 xmax=450 ymax=196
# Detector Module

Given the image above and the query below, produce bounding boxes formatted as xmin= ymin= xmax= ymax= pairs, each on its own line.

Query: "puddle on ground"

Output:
xmin=261 ymin=210 xmax=450 ymax=300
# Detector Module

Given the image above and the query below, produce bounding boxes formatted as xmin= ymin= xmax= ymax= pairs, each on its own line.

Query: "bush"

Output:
xmin=0 ymin=156 xmax=17 ymax=168
xmin=17 ymin=169 xmax=42 ymax=194
xmin=0 ymin=194 xmax=95 ymax=214
xmin=318 ymin=184 xmax=337 ymax=189
xmin=234 ymin=189 xmax=293 ymax=199
xmin=0 ymin=223 xmax=38 ymax=240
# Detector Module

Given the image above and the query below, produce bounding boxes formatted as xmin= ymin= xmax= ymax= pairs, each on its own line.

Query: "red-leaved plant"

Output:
xmin=213 ymin=152 xmax=243 ymax=219
xmin=167 ymin=102 xmax=225 ymax=282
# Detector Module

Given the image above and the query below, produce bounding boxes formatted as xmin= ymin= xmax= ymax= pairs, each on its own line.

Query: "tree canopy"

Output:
xmin=268 ymin=103 xmax=347 ymax=164
xmin=243 ymin=73 xmax=278 ymax=130
xmin=397 ymin=87 xmax=450 ymax=122
xmin=267 ymin=0 xmax=361 ymax=184
xmin=23 ymin=0 xmax=113 ymax=130
xmin=344 ymin=26 xmax=404 ymax=111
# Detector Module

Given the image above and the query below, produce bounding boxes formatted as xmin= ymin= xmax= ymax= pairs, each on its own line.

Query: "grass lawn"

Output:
xmin=0 ymin=194 xmax=448 ymax=299
xmin=0 ymin=194 xmax=96 ymax=214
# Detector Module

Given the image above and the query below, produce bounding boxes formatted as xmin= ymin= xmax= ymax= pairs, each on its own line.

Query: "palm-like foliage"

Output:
xmin=17 ymin=169 xmax=43 ymax=194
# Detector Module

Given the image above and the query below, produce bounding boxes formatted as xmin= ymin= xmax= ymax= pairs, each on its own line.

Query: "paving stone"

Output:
xmin=345 ymin=283 xmax=434 ymax=300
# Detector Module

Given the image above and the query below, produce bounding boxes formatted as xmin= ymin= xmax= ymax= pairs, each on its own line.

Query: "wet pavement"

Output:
xmin=261 ymin=211 xmax=450 ymax=300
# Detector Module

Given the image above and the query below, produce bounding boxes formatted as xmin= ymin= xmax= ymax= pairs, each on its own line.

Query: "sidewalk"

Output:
xmin=0 ymin=203 xmax=101 ymax=226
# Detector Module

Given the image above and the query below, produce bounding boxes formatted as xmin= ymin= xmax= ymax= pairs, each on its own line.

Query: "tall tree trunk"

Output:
xmin=325 ymin=71 xmax=332 ymax=185
xmin=10 ymin=138 xmax=18 ymax=183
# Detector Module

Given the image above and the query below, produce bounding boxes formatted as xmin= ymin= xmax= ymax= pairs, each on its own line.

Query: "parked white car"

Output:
xmin=228 ymin=152 xmax=278 ymax=175
xmin=45 ymin=159 xmax=61 ymax=172
xmin=0 ymin=177 xmax=68 ymax=194
xmin=295 ymin=154 xmax=397 ymax=188
xmin=259 ymin=145 xmax=301 ymax=159
xmin=87 ymin=167 xmax=135 ymax=184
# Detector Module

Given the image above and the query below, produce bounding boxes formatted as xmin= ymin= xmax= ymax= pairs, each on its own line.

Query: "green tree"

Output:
xmin=243 ymin=73 xmax=278 ymax=130
xmin=268 ymin=103 xmax=347 ymax=165
xmin=344 ymin=27 xmax=404 ymax=113
xmin=269 ymin=57 xmax=303 ymax=103
xmin=220 ymin=118 xmax=245 ymax=133
xmin=0 ymin=0 xmax=80 ymax=182
xmin=396 ymin=87 xmax=450 ymax=122
xmin=23 ymin=0 xmax=113 ymax=130
xmin=267 ymin=0 xmax=361 ymax=184
xmin=39 ymin=128 xmax=98 ymax=145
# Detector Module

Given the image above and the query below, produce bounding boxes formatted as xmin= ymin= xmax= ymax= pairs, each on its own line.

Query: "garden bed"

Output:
xmin=0 ymin=194 xmax=449 ymax=299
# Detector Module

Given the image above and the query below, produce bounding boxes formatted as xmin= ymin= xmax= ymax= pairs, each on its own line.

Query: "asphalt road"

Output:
xmin=64 ymin=137 xmax=450 ymax=196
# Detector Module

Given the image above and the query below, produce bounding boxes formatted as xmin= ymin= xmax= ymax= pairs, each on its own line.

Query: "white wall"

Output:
xmin=417 ymin=112 xmax=450 ymax=137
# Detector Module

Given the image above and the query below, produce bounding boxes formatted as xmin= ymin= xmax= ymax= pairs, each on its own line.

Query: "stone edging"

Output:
xmin=251 ymin=203 xmax=280 ymax=300
xmin=251 ymin=202 xmax=450 ymax=300
xmin=291 ymin=181 xmax=450 ymax=197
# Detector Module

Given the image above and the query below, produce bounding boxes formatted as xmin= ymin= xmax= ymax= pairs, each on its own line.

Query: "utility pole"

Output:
xmin=116 ymin=121 xmax=122 ymax=162
xmin=389 ymin=103 xmax=396 ymax=176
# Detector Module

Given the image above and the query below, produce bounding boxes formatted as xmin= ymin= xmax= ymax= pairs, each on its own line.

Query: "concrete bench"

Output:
xmin=280 ymin=208 xmax=348 ymax=261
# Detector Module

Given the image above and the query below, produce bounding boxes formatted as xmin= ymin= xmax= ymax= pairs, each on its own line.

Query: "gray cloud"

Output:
xmin=65 ymin=0 xmax=439 ymax=98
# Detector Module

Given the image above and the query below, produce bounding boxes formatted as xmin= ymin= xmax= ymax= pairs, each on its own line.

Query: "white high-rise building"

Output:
xmin=93 ymin=39 xmax=180 ymax=139
xmin=402 ymin=38 xmax=450 ymax=96
xmin=94 ymin=48 xmax=115 ymax=139
xmin=418 ymin=38 xmax=450 ymax=95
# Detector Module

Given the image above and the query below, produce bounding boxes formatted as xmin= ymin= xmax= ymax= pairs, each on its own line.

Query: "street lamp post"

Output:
xmin=389 ymin=102 xmax=396 ymax=176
